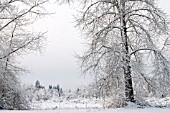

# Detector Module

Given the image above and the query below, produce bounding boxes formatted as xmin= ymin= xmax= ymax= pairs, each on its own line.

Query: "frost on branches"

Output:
xmin=76 ymin=0 xmax=170 ymax=107
xmin=0 ymin=0 xmax=49 ymax=110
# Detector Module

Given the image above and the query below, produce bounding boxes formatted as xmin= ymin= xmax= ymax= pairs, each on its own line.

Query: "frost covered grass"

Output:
xmin=1 ymin=108 xmax=170 ymax=113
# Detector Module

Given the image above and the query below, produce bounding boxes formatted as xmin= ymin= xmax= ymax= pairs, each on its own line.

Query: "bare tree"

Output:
xmin=76 ymin=0 xmax=170 ymax=104
xmin=0 ymin=0 xmax=49 ymax=109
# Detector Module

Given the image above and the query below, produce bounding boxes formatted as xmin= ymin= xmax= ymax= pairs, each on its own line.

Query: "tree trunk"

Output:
xmin=121 ymin=0 xmax=135 ymax=102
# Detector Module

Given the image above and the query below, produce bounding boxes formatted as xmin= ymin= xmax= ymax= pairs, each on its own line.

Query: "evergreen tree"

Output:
xmin=35 ymin=80 xmax=41 ymax=89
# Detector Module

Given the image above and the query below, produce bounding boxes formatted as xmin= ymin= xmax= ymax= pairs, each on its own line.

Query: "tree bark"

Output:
xmin=120 ymin=0 xmax=135 ymax=102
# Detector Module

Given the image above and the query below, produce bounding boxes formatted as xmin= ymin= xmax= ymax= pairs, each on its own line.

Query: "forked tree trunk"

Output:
xmin=120 ymin=0 xmax=135 ymax=102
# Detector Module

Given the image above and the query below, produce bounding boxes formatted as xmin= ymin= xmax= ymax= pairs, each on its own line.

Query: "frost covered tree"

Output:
xmin=75 ymin=0 xmax=170 ymax=104
xmin=0 ymin=0 xmax=49 ymax=110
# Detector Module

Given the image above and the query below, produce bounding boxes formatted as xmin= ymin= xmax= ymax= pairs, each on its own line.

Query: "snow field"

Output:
xmin=1 ymin=108 xmax=170 ymax=113
xmin=31 ymin=98 xmax=103 ymax=110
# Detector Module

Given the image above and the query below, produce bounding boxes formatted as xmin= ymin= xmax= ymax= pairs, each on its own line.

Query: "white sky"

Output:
xmin=20 ymin=0 xmax=170 ymax=90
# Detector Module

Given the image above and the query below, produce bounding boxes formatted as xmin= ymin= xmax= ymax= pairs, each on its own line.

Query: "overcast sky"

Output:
xmin=20 ymin=0 xmax=170 ymax=90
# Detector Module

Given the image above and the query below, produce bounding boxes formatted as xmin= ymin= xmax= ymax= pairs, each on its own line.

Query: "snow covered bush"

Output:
xmin=0 ymin=70 xmax=29 ymax=110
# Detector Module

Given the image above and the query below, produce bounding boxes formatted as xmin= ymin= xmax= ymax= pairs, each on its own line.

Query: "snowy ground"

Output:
xmin=2 ymin=97 xmax=170 ymax=113
xmin=145 ymin=97 xmax=170 ymax=107
xmin=1 ymin=108 xmax=170 ymax=113
xmin=31 ymin=98 xmax=103 ymax=110
xmin=4 ymin=96 xmax=169 ymax=113
xmin=31 ymin=97 xmax=170 ymax=110
xmin=29 ymin=96 xmax=170 ymax=110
